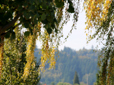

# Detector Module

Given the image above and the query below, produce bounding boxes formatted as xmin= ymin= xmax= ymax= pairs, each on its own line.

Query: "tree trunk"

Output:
xmin=0 ymin=37 xmax=4 ymax=78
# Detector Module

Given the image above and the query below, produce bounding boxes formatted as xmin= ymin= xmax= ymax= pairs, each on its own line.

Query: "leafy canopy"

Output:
xmin=0 ymin=0 xmax=79 ymax=37
xmin=0 ymin=0 xmax=80 ymax=79
xmin=84 ymin=0 xmax=114 ymax=84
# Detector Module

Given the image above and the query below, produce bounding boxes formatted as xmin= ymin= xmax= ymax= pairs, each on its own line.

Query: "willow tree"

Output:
xmin=0 ymin=0 xmax=80 ymax=79
xmin=0 ymin=28 xmax=40 ymax=84
xmin=84 ymin=0 xmax=114 ymax=84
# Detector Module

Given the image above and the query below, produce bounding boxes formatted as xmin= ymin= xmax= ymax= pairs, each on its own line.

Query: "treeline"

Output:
xmin=35 ymin=47 xmax=100 ymax=85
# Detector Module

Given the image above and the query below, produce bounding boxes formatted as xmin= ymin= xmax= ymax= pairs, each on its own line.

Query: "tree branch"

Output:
xmin=0 ymin=14 xmax=20 ymax=35
xmin=0 ymin=22 xmax=21 ymax=39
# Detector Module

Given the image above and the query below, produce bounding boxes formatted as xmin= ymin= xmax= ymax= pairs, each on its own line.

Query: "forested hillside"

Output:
xmin=35 ymin=47 xmax=100 ymax=85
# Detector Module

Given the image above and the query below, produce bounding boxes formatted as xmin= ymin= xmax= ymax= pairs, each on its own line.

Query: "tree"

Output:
xmin=84 ymin=0 xmax=114 ymax=84
xmin=56 ymin=82 xmax=71 ymax=85
xmin=51 ymin=82 xmax=55 ymax=85
xmin=0 ymin=0 xmax=80 ymax=78
xmin=0 ymin=28 xmax=40 ymax=84
xmin=73 ymin=71 xmax=80 ymax=85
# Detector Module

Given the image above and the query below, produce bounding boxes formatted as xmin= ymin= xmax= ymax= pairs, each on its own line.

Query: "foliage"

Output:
xmin=84 ymin=0 xmax=114 ymax=84
xmin=51 ymin=82 xmax=55 ymax=85
xmin=96 ymin=47 xmax=114 ymax=85
xmin=73 ymin=71 xmax=80 ymax=85
xmin=74 ymin=84 xmax=79 ymax=85
xmin=56 ymin=82 xmax=72 ymax=85
xmin=0 ymin=0 xmax=79 ymax=35
xmin=0 ymin=0 xmax=80 ymax=78
xmin=0 ymin=29 xmax=40 ymax=84
xmin=1 ymin=0 xmax=113 ymax=84
xmin=84 ymin=0 xmax=113 ymax=41
xmin=36 ymin=47 xmax=99 ymax=85
xmin=80 ymin=82 xmax=87 ymax=85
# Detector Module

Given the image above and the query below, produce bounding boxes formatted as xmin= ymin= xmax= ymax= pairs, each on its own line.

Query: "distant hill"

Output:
xmin=34 ymin=47 xmax=100 ymax=85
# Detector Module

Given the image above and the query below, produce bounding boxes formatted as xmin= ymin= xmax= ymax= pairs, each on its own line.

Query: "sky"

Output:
xmin=36 ymin=4 xmax=104 ymax=51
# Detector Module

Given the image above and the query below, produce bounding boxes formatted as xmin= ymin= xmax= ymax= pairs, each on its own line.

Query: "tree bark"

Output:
xmin=0 ymin=37 xmax=4 ymax=78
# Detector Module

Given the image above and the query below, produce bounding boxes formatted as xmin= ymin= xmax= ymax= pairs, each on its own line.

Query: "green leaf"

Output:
xmin=41 ymin=13 xmax=46 ymax=21
xmin=24 ymin=31 xmax=30 ymax=37
xmin=5 ymin=32 xmax=10 ymax=38
xmin=67 ymin=5 xmax=74 ymax=13
xmin=47 ymin=28 xmax=52 ymax=34
xmin=56 ymin=2 xmax=64 ymax=8
xmin=42 ymin=19 xmax=48 ymax=24
xmin=23 ymin=12 xmax=30 ymax=20
xmin=24 ymin=22 xmax=29 ymax=28
xmin=40 ymin=5 xmax=42 ymax=9
xmin=55 ymin=0 xmax=64 ymax=8
xmin=32 ymin=14 xmax=38 ymax=25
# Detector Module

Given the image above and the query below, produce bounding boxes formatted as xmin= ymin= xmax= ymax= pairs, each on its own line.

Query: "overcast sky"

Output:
xmin=36 ymin=5 xmax=104 ymax=51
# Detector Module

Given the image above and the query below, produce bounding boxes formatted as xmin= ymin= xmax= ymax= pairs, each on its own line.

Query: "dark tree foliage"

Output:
xmin=73 ymin=71 xmax=80 ymax=85
xmin=0 ymin=0 xmax=79 ymax=38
